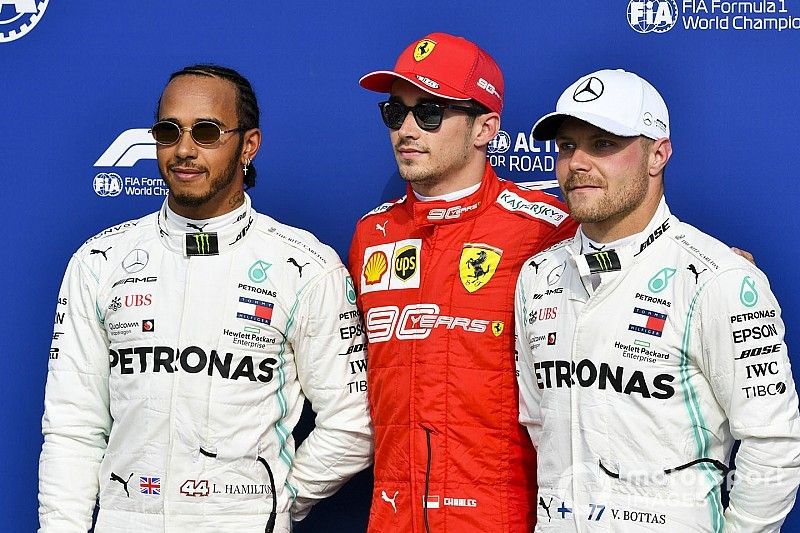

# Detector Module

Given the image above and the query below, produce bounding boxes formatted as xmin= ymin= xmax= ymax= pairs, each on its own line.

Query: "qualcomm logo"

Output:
xmin=94 ymin=129 xmax=157 ymax=168
xmin=0 ymin=0 xmax=48 ymax=43
xmin=627 ymin=0 xmax=679 ymax=33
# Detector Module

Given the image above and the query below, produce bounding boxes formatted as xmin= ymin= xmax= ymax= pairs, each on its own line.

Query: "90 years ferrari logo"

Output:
xmin=414 ymin=39 xmax=436 ymax=61
xmin=459 ymin=243 xmax=502 ymax=293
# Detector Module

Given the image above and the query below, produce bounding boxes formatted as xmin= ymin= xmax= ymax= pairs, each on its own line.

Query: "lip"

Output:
xmin=396 ymin=147 xmax=427 ymax=160
xmin=170 ymin=166 xmax=206 ymax=181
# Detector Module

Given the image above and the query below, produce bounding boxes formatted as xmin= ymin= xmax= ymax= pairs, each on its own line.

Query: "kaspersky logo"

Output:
xmin=185 ymin=232 xmax=219 ymax=256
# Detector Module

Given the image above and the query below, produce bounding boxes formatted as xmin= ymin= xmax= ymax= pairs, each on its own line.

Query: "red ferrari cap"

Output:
xmin=359 ymin=32 xmax=504 ymax=114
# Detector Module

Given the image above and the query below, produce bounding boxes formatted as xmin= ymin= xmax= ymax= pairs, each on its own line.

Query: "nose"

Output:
xmin=567 ymin=147 xmax=592 ymax=174
xmin=174 ymin=127 xmax=197 ymax=159
xmin=396 ymin=109 xmax=421 ymax=139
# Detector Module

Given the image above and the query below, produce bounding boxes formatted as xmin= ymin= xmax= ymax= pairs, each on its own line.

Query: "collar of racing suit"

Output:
xmin=571 ymin=196 xmax=672 ymax=295
xmin=408 ymin=160 xmax=501 ymax=227
xmin=156 ymin=193 xmax=256 ymax=256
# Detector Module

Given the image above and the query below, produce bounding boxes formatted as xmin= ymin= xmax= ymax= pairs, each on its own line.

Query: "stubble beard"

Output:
xmin=395 ymin=131 xmax=472 ymax=191
xmin=163 ymin=153 xmax=241 ymax=210
xmin=564 ymin=163 xmax=649 ymax=225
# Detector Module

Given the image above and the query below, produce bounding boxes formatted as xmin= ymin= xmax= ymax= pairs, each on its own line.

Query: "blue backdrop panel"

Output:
xmin=2 ymin=1 xmax=798 ymax=530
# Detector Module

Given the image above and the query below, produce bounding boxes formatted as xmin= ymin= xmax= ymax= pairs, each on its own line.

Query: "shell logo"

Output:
xmin=364 ymin=251 xmax=389 ymax=285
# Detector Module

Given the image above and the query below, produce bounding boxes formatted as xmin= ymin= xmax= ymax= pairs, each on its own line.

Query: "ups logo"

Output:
xmin=394 ymin=245 xmax=418 ymax=281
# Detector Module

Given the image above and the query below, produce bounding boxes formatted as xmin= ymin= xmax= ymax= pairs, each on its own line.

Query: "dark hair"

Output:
xmin=157 ymin=64 xmax=261 ymax=188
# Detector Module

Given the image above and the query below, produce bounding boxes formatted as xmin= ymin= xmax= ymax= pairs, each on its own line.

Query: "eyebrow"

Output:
xmin=157 ymin=116 xmax=225 ymax=126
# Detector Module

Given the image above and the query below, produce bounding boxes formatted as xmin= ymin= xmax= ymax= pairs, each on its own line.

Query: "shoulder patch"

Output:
xmin=671 ymin=228 xmax=724 ymax=272
xmin=361 ymin=196 xmax=407 ymax=220
xmin=496 ymin=189 xmax=568 ymax=226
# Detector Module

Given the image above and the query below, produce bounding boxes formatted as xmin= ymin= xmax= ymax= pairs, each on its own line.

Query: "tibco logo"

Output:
xmin=366 ymin=304 xmax=489 ymax=342
xmin=0 ymin=0 xmax=48 ymax=43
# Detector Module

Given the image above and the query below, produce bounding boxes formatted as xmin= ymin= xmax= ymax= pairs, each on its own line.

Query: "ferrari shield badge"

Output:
xmin=414 ymin=39 xmax=436 ymax=61
xmin=459 ymin=243 xmax=502 ymax=293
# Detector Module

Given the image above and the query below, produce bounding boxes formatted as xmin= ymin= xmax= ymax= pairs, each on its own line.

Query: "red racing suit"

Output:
xmin=349 ymin=162 xmax=578 ymax=532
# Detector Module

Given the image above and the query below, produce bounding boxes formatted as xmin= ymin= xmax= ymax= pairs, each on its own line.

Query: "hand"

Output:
xmin=731 ymin=247 xmax=755 ymax=265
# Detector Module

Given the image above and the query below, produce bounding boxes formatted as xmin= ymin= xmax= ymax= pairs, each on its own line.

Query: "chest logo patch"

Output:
xmin=393 ymin=245 xmax=418 ymax=281
xmin=459 ymin=243 xmax=502 ymax=293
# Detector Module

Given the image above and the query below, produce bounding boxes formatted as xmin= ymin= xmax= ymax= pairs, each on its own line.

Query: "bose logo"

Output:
xmin=95 ymin=129 xmax=156 ymax=167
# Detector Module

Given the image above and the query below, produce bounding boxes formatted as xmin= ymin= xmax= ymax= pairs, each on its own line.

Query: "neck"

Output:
xmin=167 ymin=189 xmax=245 ymax=220
xmin=582 ymin=190 xmax=664 ymax=243
xmin=411 ymin=156 xmax=486 ymax=197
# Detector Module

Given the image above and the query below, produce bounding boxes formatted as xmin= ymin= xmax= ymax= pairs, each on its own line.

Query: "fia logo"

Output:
xmin=627 ymin=0 xmax=679 ymax=33
xmin=0 ymin=0 xmax=48 ymax=43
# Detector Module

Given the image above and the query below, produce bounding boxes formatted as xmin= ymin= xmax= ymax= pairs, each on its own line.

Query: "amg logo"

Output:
xmin=112 ymin=276 xmax=157 ymax=288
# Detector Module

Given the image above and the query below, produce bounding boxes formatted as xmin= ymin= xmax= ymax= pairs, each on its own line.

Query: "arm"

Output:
xmin=698 ymin=268 xmax=800 ymax=531
xmin=515 ymin=266 xmax=543 ymax=448
xmin=287 ymin=264 xmax=373 ymax=521
xmin=39 ymin=256 xmax=111 ymax=532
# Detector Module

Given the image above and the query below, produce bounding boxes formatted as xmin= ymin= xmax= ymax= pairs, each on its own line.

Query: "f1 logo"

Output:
xmin=94 ymin=129 xmax=156 ymax=167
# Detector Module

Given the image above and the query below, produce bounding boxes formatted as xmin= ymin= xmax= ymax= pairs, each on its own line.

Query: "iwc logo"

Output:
xmin=627 ymin=0 xmax=679 ymax=33
xmin=0 ymin=0 xmax=48 ymax=43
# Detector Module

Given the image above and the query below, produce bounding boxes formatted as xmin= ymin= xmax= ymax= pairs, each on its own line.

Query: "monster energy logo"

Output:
xmin=585 ymin=250 xmax=621 ymax=273
xmin=185 ymin=232 xmax=220 ymax=256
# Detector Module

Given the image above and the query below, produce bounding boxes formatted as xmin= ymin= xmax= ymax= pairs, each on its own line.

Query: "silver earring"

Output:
xmin=243 ymin=158 xmax=251 ymax=176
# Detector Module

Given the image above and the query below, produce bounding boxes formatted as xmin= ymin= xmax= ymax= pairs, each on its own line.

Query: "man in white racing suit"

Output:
xmin=38 ymin=64 xmax=372 ymax=532
xmin=515 ymin=69 xmax=800 ymax=531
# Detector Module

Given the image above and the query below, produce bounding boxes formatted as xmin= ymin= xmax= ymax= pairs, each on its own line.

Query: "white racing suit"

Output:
xmin=39 ymin=194 xmax=372 ymax=532
xmin=515 ymin=198 xmax=800 ymax=532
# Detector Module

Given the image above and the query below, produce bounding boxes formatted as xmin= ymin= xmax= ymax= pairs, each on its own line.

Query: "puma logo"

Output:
xmin=381 ymin=490 xmax=399 ymax=513
xmin=376 ymin=220 xmax=388 ymax=237
xmin=110 ymin=472 xmax=134 ymax=497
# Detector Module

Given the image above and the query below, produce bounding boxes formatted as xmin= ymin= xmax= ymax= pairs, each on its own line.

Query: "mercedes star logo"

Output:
xmin=573 ymin=77 xmax=605 ymax=102
xmin=122 ymin=249 xmax=149 ymax=273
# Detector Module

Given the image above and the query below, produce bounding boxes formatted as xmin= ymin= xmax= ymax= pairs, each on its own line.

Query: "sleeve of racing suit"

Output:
xmin=287 ymin=263 xmax=373 ymax=521
xmin=697 ymin=267 xmax=800 ymax=531
xmin=39 ymin=255 xmax=111 ymax=532
xmin=515 ymin=266 xmax=542 ymax=448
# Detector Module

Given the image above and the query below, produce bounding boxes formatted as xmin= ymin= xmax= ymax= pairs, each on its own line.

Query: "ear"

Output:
xmin=473 ymin=112 xmax=500 ymax=149
xmin=241 ymin=128 xmax=262 ymax=162
xmin=648 ymin=137 xmax=672 ymax=177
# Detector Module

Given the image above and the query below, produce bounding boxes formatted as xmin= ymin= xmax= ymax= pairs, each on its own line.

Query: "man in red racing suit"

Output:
xmin=349 ymin=33 xmax=578 ymax=532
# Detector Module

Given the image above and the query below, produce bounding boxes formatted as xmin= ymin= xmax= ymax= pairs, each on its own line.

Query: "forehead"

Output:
xmin=556 ymin=117 xmax=627 ymax=140
xmin=158 ymin=74 xmax=238 ymax=124
xmin=389 ymin=79 xmax=447 ymax=104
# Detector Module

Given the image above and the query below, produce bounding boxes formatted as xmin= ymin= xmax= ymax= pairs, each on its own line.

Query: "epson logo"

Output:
xmin=732 ymin=324 xmax=779 ymax=344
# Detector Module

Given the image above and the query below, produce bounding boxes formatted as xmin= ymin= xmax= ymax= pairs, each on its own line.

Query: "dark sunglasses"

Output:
xmin=378 ymin=100 xmax=484 ymax=131
xmin=149 ymin=120 xmax=244 ymax=146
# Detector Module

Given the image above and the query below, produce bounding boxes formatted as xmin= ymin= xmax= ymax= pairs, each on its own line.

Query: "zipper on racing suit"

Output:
xmin=257 ymin=456 xmax=278 ymax=533
xmin=420 ymin=423 xmax=436 ymax=533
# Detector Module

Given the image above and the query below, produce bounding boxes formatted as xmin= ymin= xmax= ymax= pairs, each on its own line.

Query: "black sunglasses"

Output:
xmin=378 ymin=100 xmax=484 ymax=131
xmin=149 ymin=120 xmax=244 ymax=146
